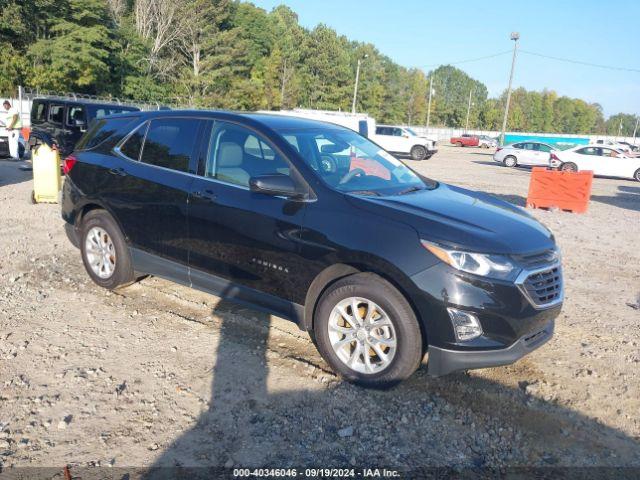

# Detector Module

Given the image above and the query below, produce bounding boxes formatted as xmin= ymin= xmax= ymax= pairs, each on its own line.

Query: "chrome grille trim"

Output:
xmin=515 ymin=262 xmax=563 ymax=309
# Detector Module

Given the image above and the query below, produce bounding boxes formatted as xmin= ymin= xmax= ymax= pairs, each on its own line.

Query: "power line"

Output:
xmin=418 ymin=50 xmax=512 ymax=69
xmin=520 ymin=49 xmax=640 ymax=73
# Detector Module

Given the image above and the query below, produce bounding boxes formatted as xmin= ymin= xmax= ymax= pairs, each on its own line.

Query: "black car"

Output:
xmin=29 ymin=98 xmax=140 ymax=156
xmin=61 ymin=110 xmax=563 ymax=387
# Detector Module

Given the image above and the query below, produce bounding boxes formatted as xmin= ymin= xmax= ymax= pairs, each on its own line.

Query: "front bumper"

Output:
xmin=427 ymin=319 xmax=554 ymax=376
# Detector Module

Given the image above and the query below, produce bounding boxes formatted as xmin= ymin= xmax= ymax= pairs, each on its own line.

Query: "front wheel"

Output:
xmin=313 ymin=273 xmax=423 ymax=388
xmin=634 ymin=168 xmax=640 ymax=182
xmin=560 ymin=162 xmax=577 ymax=172
xmin=80 ymin=210 xmax=135 ymax=290
xmin=410 ymin=145 xmax=427 ymax=160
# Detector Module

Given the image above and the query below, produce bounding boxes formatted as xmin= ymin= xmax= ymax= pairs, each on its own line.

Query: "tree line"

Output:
xmin=1 ymin=0 xmax=637 ymax=136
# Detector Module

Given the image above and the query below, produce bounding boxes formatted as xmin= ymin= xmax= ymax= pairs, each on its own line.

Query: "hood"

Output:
xmin=347 ymin=183 xmax=555 ymax=254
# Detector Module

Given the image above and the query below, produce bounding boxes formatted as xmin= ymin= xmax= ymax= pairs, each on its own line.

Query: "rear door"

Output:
xmin=104 ymin=117 xmax=203 ymax=271
xmin=187 ymin=119 xmax=308 ymax=309
xmin=532 ymin=143 xmax=552 ymax=165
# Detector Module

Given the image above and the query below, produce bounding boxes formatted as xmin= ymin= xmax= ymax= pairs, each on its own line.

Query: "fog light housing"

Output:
xmin=447 ymin=308 xmax=483 ymax=342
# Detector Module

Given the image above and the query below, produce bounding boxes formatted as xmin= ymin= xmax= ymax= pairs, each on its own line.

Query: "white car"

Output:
xmin=0 ymin=122 xmax=26 ymax=159
xmin=478 ymin=135 xmax=498 ymax=148
xmin=550 ymin=145 xmax=640 ymax=182
xmin=493 ymin=141 xmax=556 ymax=167
xmin=373 ymin=125 xmax=437 ymax=160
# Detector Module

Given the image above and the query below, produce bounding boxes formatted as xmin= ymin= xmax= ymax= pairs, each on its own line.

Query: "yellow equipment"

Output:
xmin=31 ymin=143 xmax=61 ymax=204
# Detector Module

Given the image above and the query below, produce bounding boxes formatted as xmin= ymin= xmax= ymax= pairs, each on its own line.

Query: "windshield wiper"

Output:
xmin=349 ymin=190 xmax=382 ymax=196
xmin=396 ymin=186 xmax=426 ymax=195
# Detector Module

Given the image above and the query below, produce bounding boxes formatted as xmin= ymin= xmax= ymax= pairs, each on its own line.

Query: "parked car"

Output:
xmin=550 ymin=145 xmax=640 ymax=182
xmin=450 ymin=134 xmax=479 ymax=147
xmin=493 ymin=141 xmax=557 ymax=168
xmin=477 ymin=135 xmax=498 ymax=149
xmin=29 ymin=98 xmax=140 ymax=156
xmin=0 ymin=122 xmax=26 ymax=158
xmin=373 ymin=125 xmax=438 ymax=160
xmin=62 ymin=110 xmax=563 ymax=387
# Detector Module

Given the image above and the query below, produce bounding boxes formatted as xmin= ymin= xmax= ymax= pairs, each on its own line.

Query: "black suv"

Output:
xmin=29 ymin=97 xmax=140 ymax=156
xmin=61 ymin=110 xmax=563 ymax=387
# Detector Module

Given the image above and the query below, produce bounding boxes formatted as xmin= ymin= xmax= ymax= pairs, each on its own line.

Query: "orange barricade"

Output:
xmin=526 ymin=167 xmax=593 ymax=213
xmin=21 ymin=127 xmax=31 ymax=141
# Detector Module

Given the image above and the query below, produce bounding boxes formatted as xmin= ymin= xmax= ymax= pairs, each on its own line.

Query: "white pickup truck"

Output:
xmin=373 ymin=125 xmax=437 ymax=160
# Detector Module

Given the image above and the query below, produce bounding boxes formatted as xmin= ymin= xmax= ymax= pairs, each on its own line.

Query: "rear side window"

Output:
xmin=140 ymin=118 xmax=200 ymax=172
xmin=76 ymin=117 xmax=138 ymax=151
xmin=119 ymin=122 xmax=148 ymax=160
xmin=67 ymin=105 xmax=86 ymax=126
xmin=49 ymin=104 xmax=64 ymax=124
xmin=32 ymin=101 xmax=47 ymax=123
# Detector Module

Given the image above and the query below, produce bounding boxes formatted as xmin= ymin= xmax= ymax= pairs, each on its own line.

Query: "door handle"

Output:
xmin=108 ymin=167 xmax=128 ymax=177
xmin=192 ymin=189 xmax=217 ymax=201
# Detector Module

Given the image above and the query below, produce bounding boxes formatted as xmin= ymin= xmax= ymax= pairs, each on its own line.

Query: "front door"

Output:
xmin=187 ymin=120 xmax=308 ymax=311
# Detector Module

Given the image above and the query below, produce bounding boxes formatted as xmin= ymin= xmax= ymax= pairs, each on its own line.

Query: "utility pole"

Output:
xmin=351 ymin=54 xmax=368 ymax=114
xmin=465 ymin=88 xmax=474 ymax=132
xmin=426 ymin=75 xmax=434 ymax=133
xmin=500 ymin=32 xmax=520 ymax=145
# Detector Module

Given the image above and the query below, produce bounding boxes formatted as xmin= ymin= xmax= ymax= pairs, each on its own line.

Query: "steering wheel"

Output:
xmin=339 ymin=168 xmax=366 ymax=185
xmin=318 ymin=154 xmax=338 ymax=174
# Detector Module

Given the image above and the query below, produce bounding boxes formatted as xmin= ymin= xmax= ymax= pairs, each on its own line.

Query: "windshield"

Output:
xmin=405 ymin=128 xmax=418 ymax=136
xmin=278 ymin=127 xmax=435 ymax=196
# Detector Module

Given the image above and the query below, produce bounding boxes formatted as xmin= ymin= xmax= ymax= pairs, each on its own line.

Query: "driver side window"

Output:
xmin=205 ymin=122 xmax=290 ymax=187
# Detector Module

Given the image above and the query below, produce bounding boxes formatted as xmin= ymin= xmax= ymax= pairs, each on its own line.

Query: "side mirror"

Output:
xmin=249 ymin=174 xmax=304 ymax=199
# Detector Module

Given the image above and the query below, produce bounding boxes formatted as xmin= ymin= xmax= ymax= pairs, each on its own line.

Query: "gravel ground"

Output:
xmin=0 ymin=145 xmax=639 ymax=475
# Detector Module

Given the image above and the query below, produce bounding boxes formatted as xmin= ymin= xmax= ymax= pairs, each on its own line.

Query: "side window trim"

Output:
xmin=114 ymin=120 xmax=149 ymax=162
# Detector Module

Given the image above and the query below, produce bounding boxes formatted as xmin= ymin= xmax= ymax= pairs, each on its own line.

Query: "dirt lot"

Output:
xmin=1 ymin=145 xmax=639 ymax=475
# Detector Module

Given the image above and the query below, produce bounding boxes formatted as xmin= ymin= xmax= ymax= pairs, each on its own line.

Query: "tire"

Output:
xmin=313 ymin=272 xmax=423 ymax=388
xmin=30 ymin=190 xmax=36 ymax=204
xmin=560 ymin=162 xmax=577 ymax=172
xmin=456 ymin=142 xmax=463 ymax=147
xmin=80 ymin=209 xmax=135 ymax=290
xmin=410 ymin=145 xmax=427 ymax=160
xmin=634 ymin=168 xmax=640 ymax=182
xmin=503 ymin=155 xmax=517 ymax=167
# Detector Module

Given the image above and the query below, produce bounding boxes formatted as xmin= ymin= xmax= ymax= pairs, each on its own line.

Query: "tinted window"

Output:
xmin=521 ymin=143 xmax=535 ymax=150
xmin=205 ymin=122 xmax=290 ymax=187
xmin=512 ymin=143 xmax=522 ymax=149
xmin=119 ymin=122 xmax=148 ymax=161
xmin=392 ymin=128 xmax=403 ymax=137
xmin=140 ymin=118 xmax=200 ymax=172
xmin=77 ymin=117 xmax=137 ymax=151
xmin=66 ymin=105 xmax=86 ymax=126
xmin=32 ymin=101 xmax=47 ymax=123
xmin=537 ymin=144 xmax=552 ymax=152
xmin=87 ymin=105 xmax=140 ymax=120
xmin=49 ymin=105 xmax=64 ymax=124
xmin=577 ymin=147 xmax=598 ymax=156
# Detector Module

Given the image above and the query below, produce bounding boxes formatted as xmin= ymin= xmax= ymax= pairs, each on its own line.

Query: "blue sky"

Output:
xmin=250 ymin=0 xmax=640 ymax=117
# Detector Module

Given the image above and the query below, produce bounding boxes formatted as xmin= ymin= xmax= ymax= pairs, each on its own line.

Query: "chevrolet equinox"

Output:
xmin=61 ymin=110 xmax=563 ymax=387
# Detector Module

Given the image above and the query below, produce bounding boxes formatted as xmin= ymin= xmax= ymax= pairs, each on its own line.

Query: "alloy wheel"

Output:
xmin=85 ymin=227 xmax=116 ymax=279
xmin=327 ymin=297 xmax=397 ymax=374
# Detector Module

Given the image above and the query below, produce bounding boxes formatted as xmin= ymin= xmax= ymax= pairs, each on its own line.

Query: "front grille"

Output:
xmin=513 ymin=249 xmax=559 ymax=269
xmin=521 ymin=266 xmax=562 ymax=307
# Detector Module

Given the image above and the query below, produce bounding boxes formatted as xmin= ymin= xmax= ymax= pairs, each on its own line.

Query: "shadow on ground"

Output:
xmin=591 ymin=185 xmax=640 ymax=212
xmin=143 ymin=296 xmax=640 ymax=477
xmin=0 ymin=159 xmax=32 ymax=188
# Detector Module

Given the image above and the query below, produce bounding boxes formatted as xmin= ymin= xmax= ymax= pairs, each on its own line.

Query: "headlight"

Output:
xmin=421 ymin=240 xmax=520 ymax=281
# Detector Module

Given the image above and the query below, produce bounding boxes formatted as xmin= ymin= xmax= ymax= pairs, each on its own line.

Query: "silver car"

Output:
xmin=493 ymin=141 xmax=556 ymax=168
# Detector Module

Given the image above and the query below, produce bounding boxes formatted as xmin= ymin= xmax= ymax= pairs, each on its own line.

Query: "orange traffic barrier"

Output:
xmin=21 ymin=127 xmax=31 ymax=141
xmin=526 ymin=167 xmax=593 ymax=213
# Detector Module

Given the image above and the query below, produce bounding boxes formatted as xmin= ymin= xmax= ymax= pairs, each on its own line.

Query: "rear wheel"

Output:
xmin=561 ymin=162 xmax=577 ymax=172
xmin=634 ymin=169 xmax=640 ymax=182
xmin=313 ymin=273 xmax=423 ymax=388
xmin=410 ymin=145 xmax=427 ymax=160
xmin=80 ymin=210 xmax=135 ymax=290
xmin=503 ymin=155 xmax=517 ymax=167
